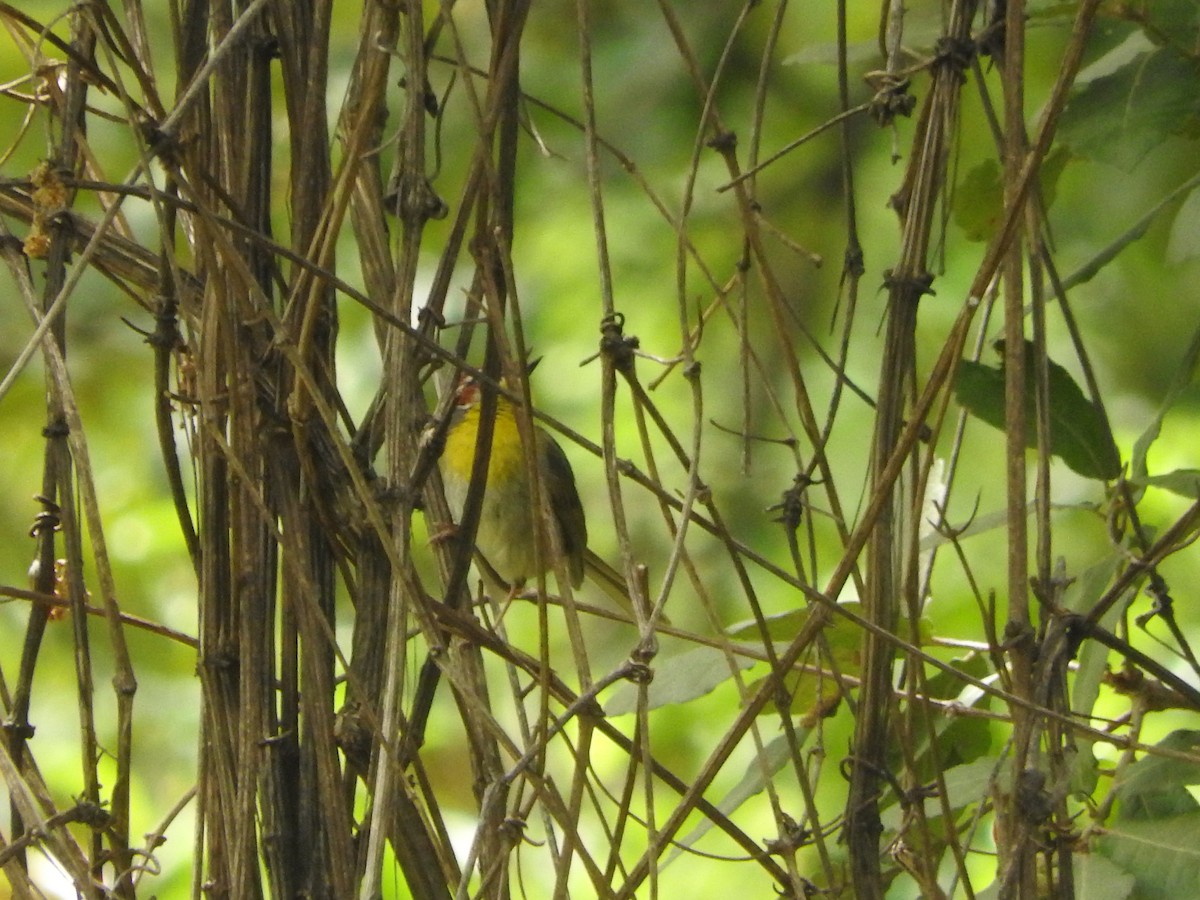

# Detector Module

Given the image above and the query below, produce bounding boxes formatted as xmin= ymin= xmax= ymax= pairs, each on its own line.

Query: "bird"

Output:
xmin=439 ymin=372 xmax=588 ymax=591
xmin=437 ymin=371 xmax=663 ymax=626
xmin=438 ymin=372 xmax=666 ymax=624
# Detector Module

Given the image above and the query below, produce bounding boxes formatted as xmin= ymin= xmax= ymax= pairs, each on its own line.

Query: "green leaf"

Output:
xmin=603 ymin=646 xmax=755 ymax=716
xmin=1067 ymin=549 xmax=1134 ymax=797
xmin=953 ymin=149 xmax=1070 ymax=243
xmin=1059 ymin=45 xmax=1200 ymax=170
xmin=1063 ymin=555 xmax=1126 ymax=801
xmin=924 ymin=651 xmax=991 ymax=701
xmin=954 ymin=340 xmax=1122 ymax=480
xmin=1167 ymin=185 xmax=1200 ymax=263
xmin=953 ymin=159 xmax=1003 ymax=243
xmin=783 ymin=40 xmax=880 ymax=67
xmin=1131 ymin=468 xmax=1200 ymax=498
xmin=880 ymin=755 xmax=1001 ymax=832
xmin=1095 ymin=812 xmax=1200 ymax=900
xmin=1131 ymin=332 xmax=1200 ymax=481
xmin=784 ymin=7 xmax=942 ymax=66
xmin=726 ymin=606 xmax=820 ymax=644
xmin=1114 ymin=730 xmax=1200 ymax=821
xmin=728 ymin=602 xmax=931 ymax=648
xmin=729 ymin=604 xmax=862 ymax=725
xmin=1076 ymin=30 xmax=1156 ymax=81
xmin=667 ymin=733 xmax=801 ymax=864
xmin=1072 ymin=853 xmax=1137 ymax=900
xmin=1139 ymin=0 xmax=1200 ymax=57
xmin=888 ymin=655 xmax=994 ymax=781
xmin=1099 ymin=734 xmax=1200 ymax=900
xmin=919 ymin=506 xmax=1019 ymax=551
xmin=744 ymin=668 xmax=841 ymax=727
xmin=1069 ymin=14 xmax=1143 ymax=70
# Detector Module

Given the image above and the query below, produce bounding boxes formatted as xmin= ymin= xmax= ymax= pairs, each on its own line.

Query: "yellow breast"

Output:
xmin=441 ymin=402 xmax=540 ymax=585
xmin=442 ymin=403 xmax=526 ymax=488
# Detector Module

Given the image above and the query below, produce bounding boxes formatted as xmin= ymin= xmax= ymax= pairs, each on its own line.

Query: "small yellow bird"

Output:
xmin=439 ymin=372 xmax=660 ymax=623
xmin=440 ymin=373 xmax=588 ymax=590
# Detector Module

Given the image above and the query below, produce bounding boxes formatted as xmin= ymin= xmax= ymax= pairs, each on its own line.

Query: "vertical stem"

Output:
xmin=845 ymin=4 xmax=977 ymax=895
xmin=997 ymin=1 xmax=1038 ymax=897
